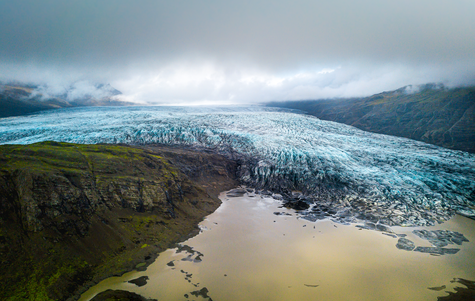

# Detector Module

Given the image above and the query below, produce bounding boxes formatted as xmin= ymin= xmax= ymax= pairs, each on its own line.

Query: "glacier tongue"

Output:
xmin=1 ymin=106 xmax=474 ymax=226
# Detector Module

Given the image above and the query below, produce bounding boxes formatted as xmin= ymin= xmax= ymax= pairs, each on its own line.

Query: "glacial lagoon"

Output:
xmin=79 ymin=190 xmax=475 ymax=301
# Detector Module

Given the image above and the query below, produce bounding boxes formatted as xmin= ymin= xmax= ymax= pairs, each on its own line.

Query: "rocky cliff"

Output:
xmin=0 ymin=142 xmax=238 ymax=300
xmin=269 ymin=84 xmax=475 ymax=153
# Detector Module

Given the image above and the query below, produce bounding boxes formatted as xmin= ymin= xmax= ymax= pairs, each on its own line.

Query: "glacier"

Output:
xmin=0 ymin=106 xmax=474 ymax=226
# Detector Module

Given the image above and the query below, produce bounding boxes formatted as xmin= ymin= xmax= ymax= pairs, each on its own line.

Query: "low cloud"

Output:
xmin=110 ymin=60 xmax=475 ymax=104
xmin=1 ymin=0 xmax=474 ymax=104
xmin=23 ymin=80 xmax=120 ymax=103
xmin=2 ymin=60 xmax=474 ymax=105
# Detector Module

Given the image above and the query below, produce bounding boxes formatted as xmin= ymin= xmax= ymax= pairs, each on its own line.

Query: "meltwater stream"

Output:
xmin=1 ymin=106 xmax=474 ymax=226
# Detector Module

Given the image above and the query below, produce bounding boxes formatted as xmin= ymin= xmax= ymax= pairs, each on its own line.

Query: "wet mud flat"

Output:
xmin=80 ymin=189 xmax=475 ymax=301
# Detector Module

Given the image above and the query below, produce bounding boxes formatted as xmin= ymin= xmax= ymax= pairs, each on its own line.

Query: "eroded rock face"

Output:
xmin=0 ymin=142 xmax=238 ymax=301
xmin=6 ymin=148 xmax=190 ymax=234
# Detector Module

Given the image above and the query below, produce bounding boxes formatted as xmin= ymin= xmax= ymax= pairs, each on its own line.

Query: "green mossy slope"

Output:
xmin=269 ymin=85 xmax=475 ymax=153
xmin=0 ymin=142 xmax=237 ymax=300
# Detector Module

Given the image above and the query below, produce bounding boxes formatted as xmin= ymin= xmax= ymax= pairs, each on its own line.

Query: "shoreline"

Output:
xmin=71 ymin=216 xmax=214 ymax=301
xmin=67 ymin=147 xmax=241 ymax=300
xmin=0 ymin=142 xmax=239 ymax=301
xmin=1 ymin=141 xmax=473 ymax=300
xmin=78 ymin=189 xmax=475 ymax=301
xmin=75 ymin=188 xmax=250 ymax=301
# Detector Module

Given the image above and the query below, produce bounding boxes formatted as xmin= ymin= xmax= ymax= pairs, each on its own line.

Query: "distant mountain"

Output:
xmin=0 ymin=84 xmax=71 ymax=118
xmin=268 ymin=84 xmax=475 ymax=153
xmin=0 ymin=82 xmax=133 ymax=118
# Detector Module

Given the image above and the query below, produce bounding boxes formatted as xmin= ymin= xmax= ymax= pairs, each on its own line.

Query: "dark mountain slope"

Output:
xmin=269 ymin=84 xmax=475 ymax=153
xmin=0 ymin=83 xmax=132 ymax=118
xmin=0 ymin=85 xmax=72 ymax=118
xmin=0 ymin=142 xmax=238 ymax=300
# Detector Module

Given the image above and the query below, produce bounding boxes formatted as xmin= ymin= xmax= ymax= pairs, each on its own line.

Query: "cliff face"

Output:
xmin=269 ymin=85 xmax=475 ymax=153
xmin=0 ymin=142 xmax=238 ymax=301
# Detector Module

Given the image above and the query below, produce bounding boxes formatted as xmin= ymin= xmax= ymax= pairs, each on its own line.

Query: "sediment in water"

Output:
xmin=78 ymin=191 xmax=475 ymax=301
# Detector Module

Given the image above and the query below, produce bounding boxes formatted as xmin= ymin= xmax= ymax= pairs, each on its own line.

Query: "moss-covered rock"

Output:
xmin=0 ymin=142 xmax=238 ymax=300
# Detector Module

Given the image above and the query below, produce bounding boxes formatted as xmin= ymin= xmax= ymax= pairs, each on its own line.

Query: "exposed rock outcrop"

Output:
xmin=0 ymin=142 xmax=238 ymax=300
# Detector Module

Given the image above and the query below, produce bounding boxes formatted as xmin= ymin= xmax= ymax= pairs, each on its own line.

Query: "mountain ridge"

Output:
xmin=0 ymin=82 xmax=133 ymax=118
xmin=267 ymin=84 xmax=475 ymax=153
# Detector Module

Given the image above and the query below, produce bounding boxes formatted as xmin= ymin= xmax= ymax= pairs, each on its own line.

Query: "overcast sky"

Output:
xmin=1 ymin=0 xmax=474 ymax=104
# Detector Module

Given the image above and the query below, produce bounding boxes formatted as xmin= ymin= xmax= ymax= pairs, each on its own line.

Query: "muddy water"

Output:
xmin=79 ymin=191 xmax=475 ymax=301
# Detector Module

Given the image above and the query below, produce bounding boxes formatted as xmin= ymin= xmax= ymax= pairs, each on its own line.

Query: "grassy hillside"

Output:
xmin=269 ymin=84 xmax=475 ymax=153
xmin=0 ymin=142 xmax=237 ymax=300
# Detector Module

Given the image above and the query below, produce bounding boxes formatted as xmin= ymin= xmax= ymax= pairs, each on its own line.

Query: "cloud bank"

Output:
xmin=1 ymin=0 xmax=474 ymax=104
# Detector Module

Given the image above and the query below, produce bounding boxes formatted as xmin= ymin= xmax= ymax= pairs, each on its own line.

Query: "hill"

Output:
xmin=0 ymin=142 xmax=237 ymax=300
xmin=0 ymin=82 xmax=132 ymax=118
xmin=268 ymin=84 xmax=475 ymax=153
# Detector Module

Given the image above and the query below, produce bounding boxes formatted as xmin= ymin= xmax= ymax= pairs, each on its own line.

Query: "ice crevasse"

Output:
xmin=1 ymin=106 xmax=474 ymax=226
